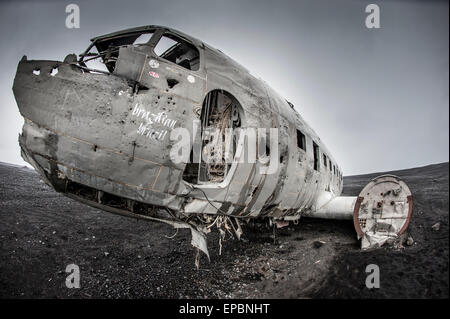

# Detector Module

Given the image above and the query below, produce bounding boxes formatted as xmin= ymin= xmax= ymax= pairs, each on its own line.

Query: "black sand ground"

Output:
xmin=0 ymin=162 xmax=448 ymax=298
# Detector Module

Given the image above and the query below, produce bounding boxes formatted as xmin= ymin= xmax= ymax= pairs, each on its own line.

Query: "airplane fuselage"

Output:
xmin=13 ymin=25 xmax=412 ymax=252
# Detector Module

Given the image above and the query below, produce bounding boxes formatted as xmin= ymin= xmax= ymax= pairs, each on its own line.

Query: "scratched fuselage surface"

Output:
xmin=13 ymin=25 xmax=343 ymax=221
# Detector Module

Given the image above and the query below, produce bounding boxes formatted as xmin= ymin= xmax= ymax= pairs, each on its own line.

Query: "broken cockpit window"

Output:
xmin=78 ymin=31 xmax=155 ymax=73
xmin=154 ymin=33 xmax=200 ymax=71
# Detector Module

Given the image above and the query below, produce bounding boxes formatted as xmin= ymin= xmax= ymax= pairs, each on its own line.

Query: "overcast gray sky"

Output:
xmin=0 ymin=0 xmax=448 ymax=175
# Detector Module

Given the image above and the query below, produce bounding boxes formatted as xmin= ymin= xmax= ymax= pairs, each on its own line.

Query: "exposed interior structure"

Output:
xmin=183 ymin=90 xmax=242 ymax=184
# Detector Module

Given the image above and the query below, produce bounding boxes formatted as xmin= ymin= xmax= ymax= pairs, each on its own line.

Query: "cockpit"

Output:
xmin=78 ymin=27 xmax=200 ymax=73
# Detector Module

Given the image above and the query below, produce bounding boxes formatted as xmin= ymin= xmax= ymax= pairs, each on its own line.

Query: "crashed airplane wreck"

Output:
xmin=12 ymin=25 xmax=413 ymax=260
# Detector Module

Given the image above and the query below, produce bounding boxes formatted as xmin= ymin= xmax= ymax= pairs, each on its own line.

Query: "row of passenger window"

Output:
xmin=296 ymin=129 xmax=342 ymax=181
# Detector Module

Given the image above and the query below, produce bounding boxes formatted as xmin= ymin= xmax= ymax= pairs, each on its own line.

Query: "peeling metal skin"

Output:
xmin=12 ymin=25 xmax=412 ymax=253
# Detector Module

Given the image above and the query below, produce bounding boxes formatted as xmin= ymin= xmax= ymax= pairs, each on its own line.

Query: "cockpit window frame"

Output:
xmin=78 ymin=27 xmax=203 ymax=74
xmin=78 ymin=28 xmax=160 ymax=73
xmin=149 ymin=29 xmax=203 ymax=73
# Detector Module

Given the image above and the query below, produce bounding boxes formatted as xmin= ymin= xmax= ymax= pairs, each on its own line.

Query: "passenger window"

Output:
xmin=296 ymin=129 xmax=306 ymax=151
xmin=313 ymin=142 xmax=320 ymax=171
xmin=154 ymin=33 xmax=200 ymax=71
xmin=323 ymin=154 xmax=327 ymax=168
xmin=329 ymin=160 xmax=332 ymax=171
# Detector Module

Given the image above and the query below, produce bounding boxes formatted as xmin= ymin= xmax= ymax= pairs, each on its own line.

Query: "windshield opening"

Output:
xmin=78 ymin=31 xmax=155 ymax=73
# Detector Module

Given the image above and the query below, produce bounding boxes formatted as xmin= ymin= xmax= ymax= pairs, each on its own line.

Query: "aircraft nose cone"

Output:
xmin=13 ymin=58 xmax=184 ymax=208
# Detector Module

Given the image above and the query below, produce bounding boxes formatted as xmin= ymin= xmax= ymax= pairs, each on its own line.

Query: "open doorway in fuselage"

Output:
xmin=182 ymin=90 xmax=242 ymax=185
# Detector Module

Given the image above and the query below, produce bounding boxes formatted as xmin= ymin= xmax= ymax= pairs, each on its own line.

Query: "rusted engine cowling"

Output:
xmin=353 ymin=175 xmax=413 ymax=249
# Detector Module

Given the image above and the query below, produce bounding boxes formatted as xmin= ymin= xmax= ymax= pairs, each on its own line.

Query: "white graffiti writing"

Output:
xmin=132 ymin=104 xmax=177 ymax=141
